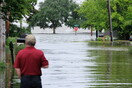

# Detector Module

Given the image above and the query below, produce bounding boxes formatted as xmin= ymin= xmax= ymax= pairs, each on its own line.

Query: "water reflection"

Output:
xmin=85 ymin=49 xmax=132 ymax=87
xmin=10 ymin=33 xmax=132 ymax=88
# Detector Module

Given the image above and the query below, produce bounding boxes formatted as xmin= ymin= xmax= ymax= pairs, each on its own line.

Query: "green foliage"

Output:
xmin=105 ymin=35 xmax=110 ymax=41
xmin=29 ymin=0 xmax=79 ymax=34
xmin=65 ymin=5 xmax=82 ymax=28
xmin=77 ymin=0 xmax=108 ymax=30
xmin=97 ymin=37 xmax=103 ymax=41
xmin=1 ymin=0 xmax=37 ymax=22
xmin=9 ymin=24 xmax=31 ymax=37
xmin=6 ymin=37 xmax=17 ymax=46
xmin=0 ymin=62 xmax=6 ymax=70
xmin=15 ymin=44 xmax=25 ymax=54
xmin=77 ymin=0 xmax=132 ymax=40
xmin=111 ymin=0 xmax=132 ymax=40
xmin=6 ymin=37 xmax=25 ymax=54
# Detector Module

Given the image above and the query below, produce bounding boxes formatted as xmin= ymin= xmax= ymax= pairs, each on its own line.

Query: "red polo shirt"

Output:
xmin=14 ymin=47 xmax=49 ymax=76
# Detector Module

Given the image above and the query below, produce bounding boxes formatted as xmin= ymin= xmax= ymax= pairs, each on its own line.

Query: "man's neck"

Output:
xmin=26 ymin=45 xmax=34 ymax=47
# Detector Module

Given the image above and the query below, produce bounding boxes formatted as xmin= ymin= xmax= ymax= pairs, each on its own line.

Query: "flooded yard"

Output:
xmin=1 ymin=33 xmax=132 ymax=88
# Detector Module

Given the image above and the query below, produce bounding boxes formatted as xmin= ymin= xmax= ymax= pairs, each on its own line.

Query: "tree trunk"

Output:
xmin=0 ymin=18 xmax=6 ymax=62
xmin=90 ymin=26 xmax=93 ymax=36
xmin=96 ymin=30 xmax=98 ymax=41
xmin=6 ymin=11 xmax=10 ymax=38
xmin=107 ymin=0 xmax=113 ymax=42
xmin=53 ymin=27 xmax=56 ymax=34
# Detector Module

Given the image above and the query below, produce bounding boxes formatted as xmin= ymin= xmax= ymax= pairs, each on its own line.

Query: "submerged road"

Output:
xmin=34 ymin=33 xmax=95 ymax=88
xmin=33 ymin=33 xmax=132 ymax=88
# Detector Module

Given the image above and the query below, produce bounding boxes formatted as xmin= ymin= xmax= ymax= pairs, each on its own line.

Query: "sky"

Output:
xmin=35 ymin=0 xmax=85 ymax=9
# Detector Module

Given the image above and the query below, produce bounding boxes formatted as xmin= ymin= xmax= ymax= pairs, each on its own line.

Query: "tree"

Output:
xmin=9 ymin=24 xmax=31 ymax=37
xmin=77 ymin=0 xmax=132 ymax=40
xmin=1 ymin=0 xmax=37 ymax=37
xmin=1 ymin=0 xmax=37 ymax=22
xmin=77 ymin=0 xmax=108 ymax=31
xmin=29 ymin=0 xmax=78 ymax=34
xmin=111 ymin=0 xmax=132 ymax=40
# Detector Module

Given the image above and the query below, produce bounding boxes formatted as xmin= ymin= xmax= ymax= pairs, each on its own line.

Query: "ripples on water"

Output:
xmin=9 ymin=33 xmax=132 ymax=88
xmin=35 ymin=34 xmax=91 ymax=88
xmin=33 ymin=33 xmax=132 ymax=88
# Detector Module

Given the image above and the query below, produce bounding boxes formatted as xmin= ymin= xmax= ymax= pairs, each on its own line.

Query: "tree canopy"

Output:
xmin=1 ymin=0 xmax=37 ymax=22
xmin=78 ymin=0 xmax=108 ymax=31
xmin=78 ymin=0 xmax=132 ymax=39
xmin=111 ymin=0 xmax=132 ymax=39
xmin=29 ymin=0 xmax=79 ymax=34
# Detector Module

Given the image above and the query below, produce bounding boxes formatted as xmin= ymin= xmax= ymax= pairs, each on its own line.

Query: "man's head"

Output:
xmin=25 ymin=34 xmax=36 ymax=46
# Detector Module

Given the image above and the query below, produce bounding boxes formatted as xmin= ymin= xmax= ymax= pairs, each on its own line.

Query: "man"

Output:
xmin=14 ymin=34 xmax=49 ymax=88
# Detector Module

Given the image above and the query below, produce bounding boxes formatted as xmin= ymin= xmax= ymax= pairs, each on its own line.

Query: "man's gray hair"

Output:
xmin=25 ymin=34 xmax=36 ymax=46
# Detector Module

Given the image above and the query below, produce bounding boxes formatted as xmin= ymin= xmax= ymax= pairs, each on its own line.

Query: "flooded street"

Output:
xmin=1 ymin=32 xmax=132 ymax=88
xmin=33 ymin=33 xmax=132 ymax=88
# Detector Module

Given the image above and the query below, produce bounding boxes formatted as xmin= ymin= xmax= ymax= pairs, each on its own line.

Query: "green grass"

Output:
xmin=88 ymin=40 xmax=131 ymax=47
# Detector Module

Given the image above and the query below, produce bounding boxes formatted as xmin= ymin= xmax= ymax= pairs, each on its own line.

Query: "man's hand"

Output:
xmin=42 ymin=65 xmax=49 ymax=68
xmin=15 ymin=68 xmax=21 ymax=79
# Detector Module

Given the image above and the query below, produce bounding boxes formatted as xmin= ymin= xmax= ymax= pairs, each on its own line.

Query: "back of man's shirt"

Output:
xmin=14 ymin=47 xmax=49 ymax=76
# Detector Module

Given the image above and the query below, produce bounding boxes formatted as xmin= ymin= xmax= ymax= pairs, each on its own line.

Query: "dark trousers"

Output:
xmin=21 ymin=75 xmax=42 ymax=88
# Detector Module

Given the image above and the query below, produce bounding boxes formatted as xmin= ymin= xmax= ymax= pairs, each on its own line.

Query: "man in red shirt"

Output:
xmin=14 ymin=34 xmax=49 ymax=88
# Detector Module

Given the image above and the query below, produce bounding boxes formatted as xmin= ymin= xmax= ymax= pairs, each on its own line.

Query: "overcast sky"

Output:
xmin=35 ymin=0 xmax=85 ymax=9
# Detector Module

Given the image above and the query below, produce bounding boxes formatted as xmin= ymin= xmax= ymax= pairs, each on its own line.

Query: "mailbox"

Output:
xmin=17 ymin=38 xmax=25 ymax=43
xmin=17 ymin=34 xmax=27 ymax=43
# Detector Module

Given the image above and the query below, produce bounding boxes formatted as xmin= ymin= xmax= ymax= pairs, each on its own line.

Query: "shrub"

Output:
xmin=0 ymin=62 xmax=6 ymax=70
xmin=97 ymin=37 xmax=103 ymax=41
xmin=6 ymin=37 xmax=17 ymax=46
xmin=105 ymin=36 xmax=110 ymax=41
xmin=15 ymin=44 xmax=25 ymax=55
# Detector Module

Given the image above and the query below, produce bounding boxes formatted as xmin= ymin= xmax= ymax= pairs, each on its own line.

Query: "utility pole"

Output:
xmin=107 ymin=0 xmax=113 ymax=42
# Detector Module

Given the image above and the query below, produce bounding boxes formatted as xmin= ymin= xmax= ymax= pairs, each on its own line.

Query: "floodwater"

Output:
xmin=1 ymin=33 xmax=132 ymax=88
xmin=34 ymin=33 xmax=132 ymax=88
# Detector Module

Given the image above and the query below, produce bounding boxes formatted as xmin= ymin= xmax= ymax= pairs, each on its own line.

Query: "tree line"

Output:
xmin=0 ymin=0 xmax=131 ymax=40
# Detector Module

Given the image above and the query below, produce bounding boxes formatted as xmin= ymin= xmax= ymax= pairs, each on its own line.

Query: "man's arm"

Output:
xmin=41 ymin=53 xmax=49 ymax=68
xmin=15 ymin=68 xmax=21 ymax=78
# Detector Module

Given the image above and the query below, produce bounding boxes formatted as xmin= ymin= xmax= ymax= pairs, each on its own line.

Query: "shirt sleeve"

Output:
xmin=14 ymin=52 xmax=21 ymax=68
xmin=41 ymin=53 xmax=49 ymax=67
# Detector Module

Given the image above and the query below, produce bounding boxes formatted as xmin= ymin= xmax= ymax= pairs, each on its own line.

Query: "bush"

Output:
xmin=105 ymin=36 xmax=110 ymax=41
xmin=0 ymin=62 xmax=6 ymax=70
xmin=97 ymin=37 xmax=103 ymax=41
xmin=6 ymin=37 xmax=25 ymax=54
xmin=6 ymin=37 xmax=17 ymax=46
xmin=15 ymin=44 xmax=25 ymax=54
